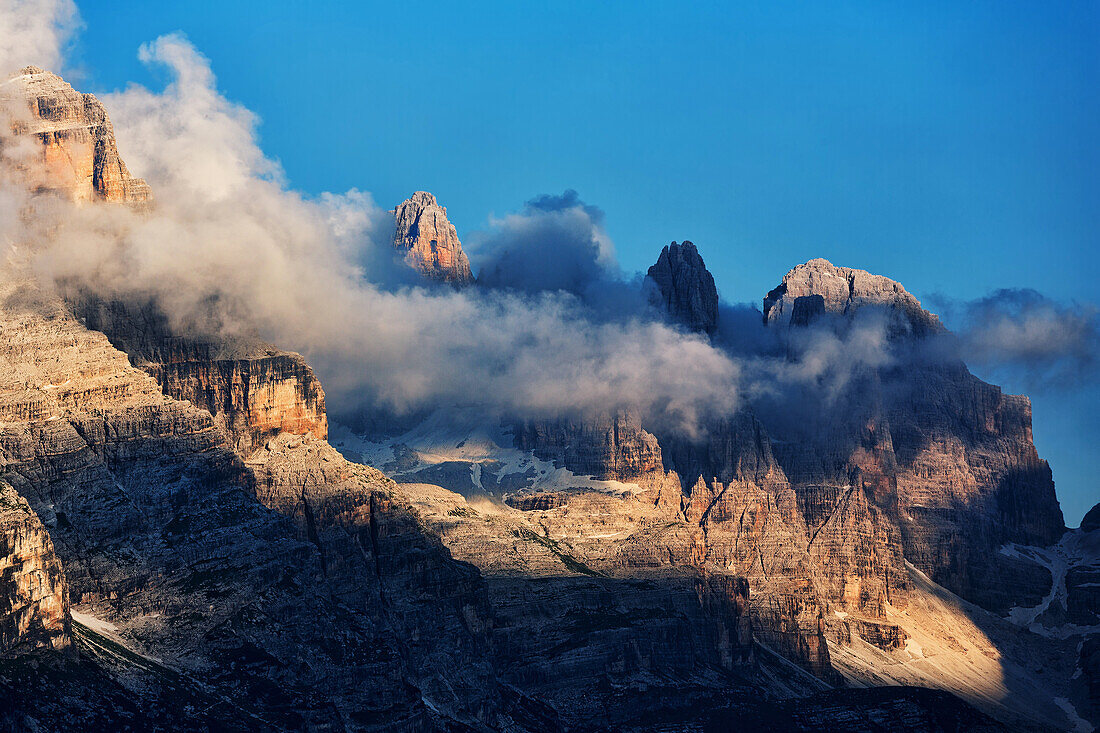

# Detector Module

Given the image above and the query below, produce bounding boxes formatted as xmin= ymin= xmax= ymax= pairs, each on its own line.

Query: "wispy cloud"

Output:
xmin=932 ymin=289 xmax=1100 ymax=390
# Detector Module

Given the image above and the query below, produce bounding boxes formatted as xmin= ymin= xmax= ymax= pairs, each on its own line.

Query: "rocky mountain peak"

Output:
xmin=391 ymin=191 xmax=473 ymax=284
xmin=3 ymin=67 xmax=151 ymax=205
xmin=1081 ymin=502 xmax=1100 ymax=532
xmin=408 ymin=190 xmax=438 ymax=207
xmin=763 ymin=258 xmax=942 ymax=335
xmin=645 ymin=240 xmax=719 ymax=334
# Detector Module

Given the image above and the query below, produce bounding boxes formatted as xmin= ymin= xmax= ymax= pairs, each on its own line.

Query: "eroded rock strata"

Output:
xmin=444 ymin=251 xmax=1076 ymax=728
xmin=0 ymin=65 xmax=1089 ymax=732
xmin=391 ymin=191 xmax=473 ymax=283
xmin=0 ymin=281 xmax=523 ymax=729
xmin=72 ymin=297 xmax=328 ymax=454
xmin=0 ymin=481 xmax=70 ymax=655
xmin=2 ymin=67 xmax=150 ymax=204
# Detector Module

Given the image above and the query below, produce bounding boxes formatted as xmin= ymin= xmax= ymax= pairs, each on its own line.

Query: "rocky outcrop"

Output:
xmin=645 ymin=241 xmax=719 ymax=334
xmin=1082 ymin=502 xmax=1100 ymax=533
xmin=0 ymin=482 xmax=70 ymax=655
xmin=762 ymin=260 xmax=1064 ymax=609
xmin=0 ymin=60 xmax=1085 ymax=731
xmin=0 ymin=277 xmax=520 ymax=729
xmin=660 ymin=411 xmax=784 ymax=490
xmin=763 ymin=258 xmax=941 ymax=336
xmin=789 ymin=294 xmax=826 ymax=327
xmin=395 ymin=482 xmax=783 ymax=729
xmin=2 ymin=67 xmax=150 ymax=204
xmin=73 ymin=297 xmax=327 ymax=455
xmin=512 ymin=413 xmax=664 ymax=482
xmin=888 ymin=364 xmax=1065 ymax=605
xmin=391 ymin=191 xmax=473 ymax=283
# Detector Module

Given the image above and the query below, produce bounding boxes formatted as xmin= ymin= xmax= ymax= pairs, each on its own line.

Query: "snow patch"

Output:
xmin=1003 ymin=529 xmax=1100 ymax=639
xmin=1054 ymin=697 xmax=1094 ymax=733
xmin=331 ymin=408 xmax=644 ymax=497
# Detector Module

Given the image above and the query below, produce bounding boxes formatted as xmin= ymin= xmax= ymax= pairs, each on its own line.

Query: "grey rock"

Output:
xmin=645 ymin=241 xmax=719 ymax=334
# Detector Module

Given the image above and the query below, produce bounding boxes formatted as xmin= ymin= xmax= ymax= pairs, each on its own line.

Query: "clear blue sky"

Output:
xmin=70 ymin=1 xmax=1098 ymax=524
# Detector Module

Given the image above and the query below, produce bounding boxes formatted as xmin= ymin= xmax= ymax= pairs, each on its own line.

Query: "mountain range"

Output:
xmin=0 ymin=64 xmax=1096 ymax=733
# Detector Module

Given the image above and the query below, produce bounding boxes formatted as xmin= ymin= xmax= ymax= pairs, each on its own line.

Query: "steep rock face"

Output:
xmin=763 ymin=258 xmax=941 ymax=336
xmin=391 ymin=191 xmax=473 ymax=283
xmin=0 ymin=482 xmax=70 ymax=654
xmin=887 ymin=364 xmax=1065 ymax=606
xmin=483 ymin=255 xmax=1063 ymax=693
xmin=762 ymin=260 xmax=1064 ymax=609
xmin=73 ymin=298 xmax=327 ymax=455
xmin=0 ymin=281 xmax=518 ymax=729
xmin=396 ymin=482 xmax=783 ymax=730
xmin=660 ymin=411 xmax=784 ymax=490
xmin=644 ymin=241 xmax=719 ymax=334
xmin=2 ymin=67 xmax=150 ymax=204
xmin=1081 ymin=502 xmax=1100 ymax=532
xmin=512 ymin=413 xmax=663 ymax=482
xmin=506 ymin=402 xmax=906 ymax=674
xmin=1 ymin=69 xmax=510 ymax=724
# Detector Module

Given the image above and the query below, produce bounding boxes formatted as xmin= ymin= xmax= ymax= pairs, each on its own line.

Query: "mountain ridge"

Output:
xmin=0 ymin=64 xmax=1092 ymax=732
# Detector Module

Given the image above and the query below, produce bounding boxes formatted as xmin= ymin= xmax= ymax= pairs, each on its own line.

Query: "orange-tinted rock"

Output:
xmin=391 ymin=191 xmax=473 ymax=283
xmin=4 ymin=67 xmax=150 ymax=205
xmin=73 ymin=298 xmax=327 ymax=455
xmin=0 ymin=481 xmax=70 ymax=654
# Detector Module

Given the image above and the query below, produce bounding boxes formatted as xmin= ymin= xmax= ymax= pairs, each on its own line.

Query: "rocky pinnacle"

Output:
xmin=645 ymin=241 xmax=719 ymax=334
xmin=391 ymin=191 xmax=474 ymax=283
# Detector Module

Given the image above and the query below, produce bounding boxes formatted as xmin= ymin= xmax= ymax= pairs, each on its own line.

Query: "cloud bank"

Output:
xmin=933 ymin=289 xmax=1100 ymax=391
xmin=0 ymin=26 xmax=752 ymax=436
xmin=1 ymin=2 xmax=1095 ymax=445
xmin=0 ymin=0 xmax=77 ymax=77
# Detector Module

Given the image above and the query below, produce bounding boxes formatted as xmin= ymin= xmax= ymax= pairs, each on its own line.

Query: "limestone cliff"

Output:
xmin=391 ymin=191 xmax=473 ymax=283
xmin=0 ymin=276 xmax=524 ymax=729
xmin=2 ymin=67 xmax=150 ymax=204
xmin=0 ymin=481 xmax=70 ymax=655
xmin=0 ymin=62 xmax=1085 ymax=731
xmin=762 ymin=259 xmax=1065 ymax=607
xmin=73 ymin=298 xmax=327 ymax=455
xmin=443 ymin=252 xmax=1071 ymax=726
xmin=512 ymin=413 xmax=663 ymax=482
xmin=644 ymin=241 xmax=719 ymax=334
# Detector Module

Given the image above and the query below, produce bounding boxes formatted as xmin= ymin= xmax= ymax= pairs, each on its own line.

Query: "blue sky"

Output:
xmin=69 ymin=1 xmax=1097 ymax=523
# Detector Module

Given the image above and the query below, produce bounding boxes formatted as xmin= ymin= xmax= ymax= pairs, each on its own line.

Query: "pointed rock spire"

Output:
xmin=390 ymin=191 xmax=473 ymax=284
xmin=644 ymin=241 xmax=718 ymax=334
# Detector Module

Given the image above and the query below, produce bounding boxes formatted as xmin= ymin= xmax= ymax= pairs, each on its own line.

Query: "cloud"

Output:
xmin=469 ymin=190 xmax=618 ymax=296
xmin=0 ymin=26 xmax=970 ymax=445
xmin=933 ymin=289 xmax=1100 ymax=390
xmin=0 ymin=0 xmax=78 ymax=78
xmin=0 ymin=34 xmax=752 ymax=438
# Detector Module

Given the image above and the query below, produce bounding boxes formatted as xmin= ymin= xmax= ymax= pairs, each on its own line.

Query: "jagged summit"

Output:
xmin=645 ymin=240 xmax=719 ymax=334
xmin=3 ymin=66 xmax=150 ymax=205
xmin=763 ymin=258 xmax=942 ymax=335
xmin=407 ymin=190 xmax=438 ymax=207
xmin=391 ymin=191 xmax=473 ymax=284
